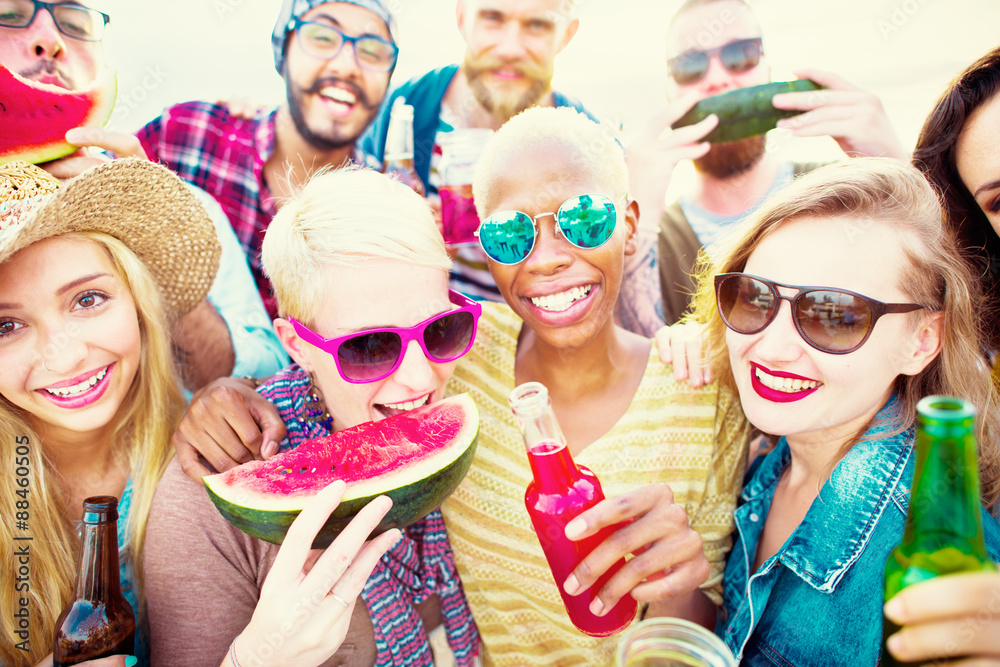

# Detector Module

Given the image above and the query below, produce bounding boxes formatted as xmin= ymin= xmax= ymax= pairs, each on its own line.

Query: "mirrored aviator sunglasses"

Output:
xmin=475 ymin=193 xmax=619 ymax=265
xmin=290 ymin=290 xmax=482 ymax=383
xmin=714 ymin=273 xmax=925 ymax=354
xmin=668 ymin=37 xmax=763 ymax=85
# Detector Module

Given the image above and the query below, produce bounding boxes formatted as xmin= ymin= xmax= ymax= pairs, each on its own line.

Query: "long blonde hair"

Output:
xmin=689 ymin=159 xmax=1000 ymax=508
xmin=0 ymin=232 xmax=182 ymax=666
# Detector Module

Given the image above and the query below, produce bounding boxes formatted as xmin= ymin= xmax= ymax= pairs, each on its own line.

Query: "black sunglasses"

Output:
xmin=715 ymin=273 xmax=926 ymax=354
xmin=668 ymin=38 xmax=763 ymax=85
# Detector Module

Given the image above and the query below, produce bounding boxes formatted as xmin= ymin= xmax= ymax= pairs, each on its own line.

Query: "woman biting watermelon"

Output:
xmin=143 ymin=168 xmax=481 ymax=667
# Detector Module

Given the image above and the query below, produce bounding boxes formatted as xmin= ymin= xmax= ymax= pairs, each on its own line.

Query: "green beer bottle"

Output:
xmin=881 ymin=395 xmax=997 ymax=667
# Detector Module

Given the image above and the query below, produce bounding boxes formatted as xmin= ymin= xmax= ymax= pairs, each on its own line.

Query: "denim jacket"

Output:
xmin=717 ymin=403 xmax=1000 ymax=666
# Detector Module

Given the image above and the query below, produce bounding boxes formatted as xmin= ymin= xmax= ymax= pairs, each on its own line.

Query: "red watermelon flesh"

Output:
xmin=0 ymin=65 xmax=117 ymax=165
xmin=203 ymin=393 xmax=479 ymax=547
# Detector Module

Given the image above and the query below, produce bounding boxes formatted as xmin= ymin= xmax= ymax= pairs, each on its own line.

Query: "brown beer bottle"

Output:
xmin=383 ymin=99 xmax=425 ymax=196
xmin=53 ymin=496 xmax=135 ymax=666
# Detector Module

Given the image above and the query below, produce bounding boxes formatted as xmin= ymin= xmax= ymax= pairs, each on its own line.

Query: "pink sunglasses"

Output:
xmin=290 ymin=290 xmax=482 ymax=384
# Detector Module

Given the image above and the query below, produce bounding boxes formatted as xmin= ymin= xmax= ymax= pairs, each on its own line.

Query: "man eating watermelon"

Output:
xmin=0 ymin=0 xmax=289 ymax=393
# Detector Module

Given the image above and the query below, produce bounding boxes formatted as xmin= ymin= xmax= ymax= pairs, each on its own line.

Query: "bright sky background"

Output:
xmin=99 ymin=0 xmax=998 ymax=163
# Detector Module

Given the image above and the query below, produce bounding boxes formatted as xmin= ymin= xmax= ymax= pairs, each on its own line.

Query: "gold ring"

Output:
xmin=330 ymin=591 xmax=350 ymax=608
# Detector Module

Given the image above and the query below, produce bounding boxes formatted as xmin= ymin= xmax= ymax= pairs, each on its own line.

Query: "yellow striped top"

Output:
xmin=443 ymin=303 xmax=750 ymax=666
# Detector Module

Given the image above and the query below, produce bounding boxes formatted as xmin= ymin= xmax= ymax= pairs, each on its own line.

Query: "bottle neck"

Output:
xmin=384 ymin=115 xmax=415 ymax=163
xmin=510 ymin=382 xmax=580 ymax=492
xmin=527 ymin=440 xmax=581 ymax=493
xmin=74 ymin=518 xmax=122 ymax=601
xmin=901 ymin=422 xmax=989 ymax=560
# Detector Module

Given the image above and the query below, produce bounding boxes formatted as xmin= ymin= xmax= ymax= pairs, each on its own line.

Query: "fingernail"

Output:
xmin=883 ymin=596 xmax=903 ymax=621
xmin=590 ymin=597 xmax=605 ymax=616
xmin=886 ymin=632 xmax=903 ymax=658
xmin=262 ymin=440 xmax=278 ymax=458
xmin=565 ymin=517 xmax=586 ymax=539
xmin=564 ymin=574 xmax=580 ymax=595
xmin=65 ymin=127 xmax=85 ymax=142
xmin=126 ymin=657 xmax=138 ymax=667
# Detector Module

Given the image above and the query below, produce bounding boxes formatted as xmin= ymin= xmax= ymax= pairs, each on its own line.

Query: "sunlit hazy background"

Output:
xmin=99 ymin=0 xmax=997 ymax=165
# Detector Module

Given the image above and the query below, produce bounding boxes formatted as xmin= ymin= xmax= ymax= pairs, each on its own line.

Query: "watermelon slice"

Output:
xmin=0 ymin=65 xmax=117 ymax=165
xmin=204 ymin=393 xmax=479 ymax=547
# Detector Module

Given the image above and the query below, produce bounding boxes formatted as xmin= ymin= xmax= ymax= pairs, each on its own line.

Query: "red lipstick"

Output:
xmin=749 ymin=362 xmax=821 ymax=404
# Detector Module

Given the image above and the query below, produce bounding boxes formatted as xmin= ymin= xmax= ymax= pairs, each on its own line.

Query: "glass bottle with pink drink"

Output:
xmin=437 ymin=129 xmax=492 ymax=247
xmin=509 ymin=381 xmax=637 ymax=637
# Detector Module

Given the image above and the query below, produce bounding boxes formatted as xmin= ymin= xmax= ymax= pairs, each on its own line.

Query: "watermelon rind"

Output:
xmin=203 ymin=394 xmax=479 ymax=548
xmin=0 ymin=66 xmax=117 ymax=166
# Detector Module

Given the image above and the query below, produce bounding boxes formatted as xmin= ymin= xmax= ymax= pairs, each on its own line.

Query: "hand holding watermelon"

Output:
xmin=43 ymin=126 xmax=148 ymax=181
xmin=770 ymin=68 xmax=909 ymax=161
xmin=625 ymin=91 xmax=717 ymax=225
xmin=229 ymin=480 xmax=401 ymax=667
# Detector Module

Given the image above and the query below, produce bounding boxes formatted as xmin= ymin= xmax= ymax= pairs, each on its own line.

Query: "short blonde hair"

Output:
xmin=261 ymin=168 xmax=450 ymax=322
xmin=472 ymin=107 xmax=627 ymax=217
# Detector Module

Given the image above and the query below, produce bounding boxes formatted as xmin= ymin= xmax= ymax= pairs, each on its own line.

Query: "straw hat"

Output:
xmin=0 ymin=158 xmax=220 ymax=319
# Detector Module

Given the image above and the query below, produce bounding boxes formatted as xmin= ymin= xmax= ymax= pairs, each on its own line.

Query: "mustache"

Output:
xmin=465 ymin=58 xmax=549 ymax=80
xmin=303 ymin=77 xmax=375 ymax=109
xmin=18 ymin=60 xmax=75 ymax=88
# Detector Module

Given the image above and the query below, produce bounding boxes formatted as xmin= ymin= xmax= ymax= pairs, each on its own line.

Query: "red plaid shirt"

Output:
xmin=137 ymin=101 xmax=378 ymax=317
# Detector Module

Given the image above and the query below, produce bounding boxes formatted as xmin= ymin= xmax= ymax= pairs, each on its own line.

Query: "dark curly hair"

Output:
xmin=912 ymin=46 xmax=1000 ymax=352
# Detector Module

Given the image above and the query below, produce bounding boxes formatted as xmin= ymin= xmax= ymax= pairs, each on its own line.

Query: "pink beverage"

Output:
xmin=510 ymin=382 xmax=637 ymax=637
xmin=439 ymin=183 xmax=480 ymax=246
xmin=526 ymin=441 xmax=637 ymax=636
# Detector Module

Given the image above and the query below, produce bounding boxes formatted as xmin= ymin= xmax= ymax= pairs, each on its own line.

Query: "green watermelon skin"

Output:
xmin=203 ymin=394 xmax=479 ymax=548
xmin=0 ymin=66 xmax=117 ymax=165
xmin=671 ymin=79 xmax=824 ymax=144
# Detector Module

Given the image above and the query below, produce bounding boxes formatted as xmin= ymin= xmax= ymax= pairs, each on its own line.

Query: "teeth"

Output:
xmin=381 ymin=394 xmax=431 ymax=411
xmin=755 ymin=367 xmax=819 ymax=393
xmin=529 ymin=285 xmax=592 ymax=312
xmin=45 ymin=367 xmax=108 ymax=398
xmin=321 ymin=87 xmax=357 ymax=104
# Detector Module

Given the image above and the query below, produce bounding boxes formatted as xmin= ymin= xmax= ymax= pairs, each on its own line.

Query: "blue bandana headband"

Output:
xmin=272 ymin=0 xmax=399 ymax=75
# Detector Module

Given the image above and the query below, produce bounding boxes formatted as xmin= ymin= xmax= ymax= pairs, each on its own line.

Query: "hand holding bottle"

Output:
xmin=883 ymin=571 xmax=1000 ymax=665
xmin=227 ymin=481 xmax=401 ymax=667
xmin=561 ymin=483 xmax=712 ymax=618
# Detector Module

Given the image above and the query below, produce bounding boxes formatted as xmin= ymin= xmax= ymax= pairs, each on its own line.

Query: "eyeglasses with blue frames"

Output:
xmin=291 ymin=18 xmax=398 ymax=73
xmin=0 ymin=0 xmax=109 ymax=41
xmin=290 ymin=290 xmax=482 ymax=384
xmin=715 ymin=273 xmax=927 ymax=355
xmin=475 ymin=193 xmax=625 ymax=266
xmin=668 ymin=37 xmax=763 ymax=85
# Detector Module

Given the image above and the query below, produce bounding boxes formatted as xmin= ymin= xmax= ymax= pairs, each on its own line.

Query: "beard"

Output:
xmin=693 ymin=134 xmax=767 ymax=180
xmin=285 ymin=74 xmax=382 ymax=153
xmin=463 ymin=53 xmax=554 ymax=123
